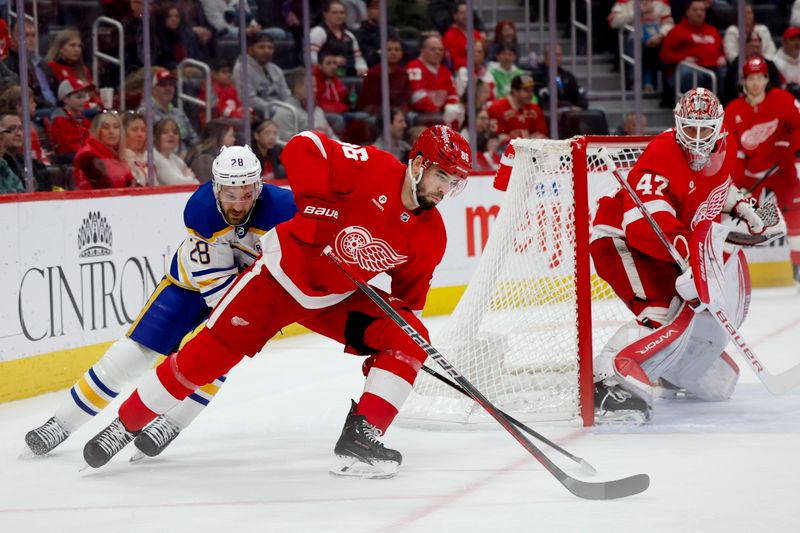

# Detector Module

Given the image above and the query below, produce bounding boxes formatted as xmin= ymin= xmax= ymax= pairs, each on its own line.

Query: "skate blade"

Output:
xmin=330 ymin=455 xmax=399 ymax=479
xmin=594 ymin=409 xmax=651 ymax=425
xmin=129 ymin=449 xmax=146 ymax=463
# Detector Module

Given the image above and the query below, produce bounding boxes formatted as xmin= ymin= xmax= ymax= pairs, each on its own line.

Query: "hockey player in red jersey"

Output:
xmin=724 ymin=56 xmax=800 ymax=283
xmin=82 ymin=125 xmax=472 ymax=477
xmin=590 ymin=87 xmax=784 ymax=423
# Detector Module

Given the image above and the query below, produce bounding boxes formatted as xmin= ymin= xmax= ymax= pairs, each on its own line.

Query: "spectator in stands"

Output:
xmin=73 ymin=111 xmax=135 ymax=190
xmin=722 ymin=34 xmax=782 ymax=105
xmin=186 ymin=119 xmax=236 ymax=182
xmin=341 ymin=0 xmax=367 ymax=30
xmin=49 ymin=79 xmax=93 ymax=160
xmin=6 ymin=19 xmax=58 ymax=110
xmin=608 ymin=0 xmax=675 ymax=92
xmin=315 ymin=50 xmax=349 ymax=114
xmin=153 ymin=117 xmax=198 ymax=186
xmin=251 ymin=119 xmax=285 ymax=180
xmin=355 ymin=0 xmax=400 ymax=68
xmin=488 ymin=43 xmax=524 ymax=99
xmin=233 ymin=31 xmax=290 ymax=120
xmin=119 ymin=0 xmax=147 ymax=75
xmin=123 ymin=111 xmax=149 ymax=186
xmin=659 ymin=0 xmax=725 ymax=103
xmin=138 ymin=69 xmax=199 ymax=155
xmin=310 ymin=0 xmax=368 ymax=76
xmin=487 ymin=74 xmax=548 ymax=141
xmin=175 ymin=0 xmax=216 ymax=60
xmin=614 ymin=111 xmax=648 ymax=135
xmin=456 ymin=40 xmax=495 ymax=101
xmin=356 ymin=37 xmax=410 ymax=114
xmin=272 ymin=70 xmax=338 ymax=142
xmin=44 ymin=28 xmax=97 ymax=91
xmin=406 ymin=35 xmax=465 ymax=128
xmin=722 ymin=3 xmax=775 ymax=64
xmin=460 ymin=96 xmax=492 ymax=139
xmin=0 ymin=85 xmax=50 ymax=164
xmin=489 ymin=21 xmax=519 ymax=62
xmin=0 ymin=123 xmax=24 ymax=194
xmin=443 ymin=1 xmax=484 ymax=71
xmin=429 ymin=0 xmax=482 ymax=36
xmin=200 ymin=0 xmax=262 ymax=40
xmin=0 ymin=18 xmax=10 ymax=62
xmin=200 ymin=58 xmax=244 ymax=127
xmin=473 ymin=130 xmax=500 ymax=173
xmin=256 ymin=0 xmax=304 ymax=49
xmin=533 ymin=44 xmax=588 ymax=110
xmin=373 ymin=107 xmax=411 ymax=162
xmin=153 ymin=2 xmax=202 ymax=70
xmin=774 ymin=26 xmax=800 ymax=87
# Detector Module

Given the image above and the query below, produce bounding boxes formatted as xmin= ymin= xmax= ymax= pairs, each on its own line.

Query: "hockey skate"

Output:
xmin=594 ymin=381 xmax=652 ymax=425
xmin=25 ymin=417 xmax=70 ymax=456
xmin=130 ymin=415 xmax=181 ymax=462
xmin=83 ymin=417 xmax=139 ymax=468
xmin=330 ymin=400 xmax=402 ymax=479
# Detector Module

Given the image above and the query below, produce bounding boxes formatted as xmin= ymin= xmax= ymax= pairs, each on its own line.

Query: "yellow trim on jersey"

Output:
xmin=77 ymin=376 xmax=110 ymax=409
xmin=177 ymin=254 xmax=190 ymax=285
xmin=165 ymin=272 xmax=198 ymax=291
xmin=248 ymin=228 xmax=267 ymax=236
xmin=199 ymin=382 xmax=220 ymax=396
xmin=187 ymin=226 xmax=233 ymax=243
xmin=126 ymin=279 xmax=171 ymax=336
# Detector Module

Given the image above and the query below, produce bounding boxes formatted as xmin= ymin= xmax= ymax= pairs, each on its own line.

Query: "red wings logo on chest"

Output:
xmin=691 ymin=179 xmax=730 ymax=229
xmin=740 ymin=118 xmax=779 ymax=150
xmin=334 ymin=226 xmax=409 ymax=272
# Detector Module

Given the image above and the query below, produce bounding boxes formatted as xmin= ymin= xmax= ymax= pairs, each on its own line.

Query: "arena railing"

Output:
xmin=675 ymin=61 xmax=717 ymax=102
xmin=176 ymin=59 xmax=213 ymax=126
xmin=570 ymin=0 xmax=593 ymax=96
xmin=92 ymin=16 xmax=125 ymax=111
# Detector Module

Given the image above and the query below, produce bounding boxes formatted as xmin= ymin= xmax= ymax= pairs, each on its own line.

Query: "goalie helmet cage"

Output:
xmin=399 ymin=135 xmax=652 ymax=428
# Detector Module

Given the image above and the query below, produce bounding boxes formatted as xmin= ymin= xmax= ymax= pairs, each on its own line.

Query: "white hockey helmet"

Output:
xmin=673 ymin=88 xmax=724 ymax=172
xmin=212 ymin=145 xmax=263 ymax=224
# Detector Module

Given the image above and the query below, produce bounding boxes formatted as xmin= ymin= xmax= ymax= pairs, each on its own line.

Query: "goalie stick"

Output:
xmin=323 ymin=245 xmax=650 ymax=500
xmin=419 ymin=364 xmax=597 ymax=475
xmin=598 ymin=148 xmax=800 ymax=395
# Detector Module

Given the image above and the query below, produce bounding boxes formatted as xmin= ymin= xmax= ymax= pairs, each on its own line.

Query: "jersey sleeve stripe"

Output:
xmin=296 ymin=131 xmax=327 ymax=159
xmin=187 ymin=226 xmax=233 ymax=243
xmin=192 ymin=265 xmax=237 ymax=277
xmin=201 ymin=275 xmax=236 ymax=298
xmin=622 ymin=200 xmax=676 ymax=230
xmin=230 ymin=243 xmax=258 ymax=259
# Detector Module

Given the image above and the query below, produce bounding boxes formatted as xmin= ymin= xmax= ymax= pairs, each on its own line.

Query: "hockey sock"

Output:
xmin=356 ymin=350 xmax=421 ymax=433
xmin=165 ymin=375 xmax=227 ymax=429
xmin=55 ymin=366 xmax=119 ymax=433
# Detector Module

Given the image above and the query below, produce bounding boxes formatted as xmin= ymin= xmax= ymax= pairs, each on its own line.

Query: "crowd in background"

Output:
xmin=0 ymin=0 xmax=797 ymax=194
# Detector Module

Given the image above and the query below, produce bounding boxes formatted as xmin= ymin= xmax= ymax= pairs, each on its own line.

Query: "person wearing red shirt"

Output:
xmin=45 ymin=28 xmax=102 ymax=108
xmin=356 ymin=38 xmax=410 ymax=114
xmin=442 ymin=1 xmax=483 ymax=71
xmin=487 ymin=74 xmax=548 ymax=140
xmin=589 ymin=88 xmax=780 ymax=423
xmin=724 ymin=57 xmax=800 ymax=282
xmin=199 ymin=60 xmax=245 ymax=128
xmin=659 ymin=0 xmax=726 ymax=96
xmin=314 ymin=51 xmax=349 ymax=114
xmin=49 ymin=78 xmax=93 ymax=157
xmin=82 ymin=126 xmax=473 ymax=479
xmin=73 ymin=111 xmax=135 ymax=189
xmin=406 ymin=35 xmax=465 ymax=128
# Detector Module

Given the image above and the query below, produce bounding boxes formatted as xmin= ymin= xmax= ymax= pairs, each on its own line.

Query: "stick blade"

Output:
xmin=562 ymin=473 xmax=650 ymax=500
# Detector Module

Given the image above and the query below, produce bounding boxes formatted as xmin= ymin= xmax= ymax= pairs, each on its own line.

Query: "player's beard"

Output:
xmin=416 ymin=188 xmax=442 ymax=210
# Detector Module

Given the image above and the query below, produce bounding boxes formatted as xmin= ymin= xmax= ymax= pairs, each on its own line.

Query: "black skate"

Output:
xmin=594 ymin=381 xmax=652 ymax=424
xmin=25 ymin=417 xmax=70 ymax=456
xmin=130 ymin=416 xmax=181 ymax=462
xmin=83 ymin=417 xmax=139 ymax=468
xmin=331 ymin=400 xmax=402 ymax=479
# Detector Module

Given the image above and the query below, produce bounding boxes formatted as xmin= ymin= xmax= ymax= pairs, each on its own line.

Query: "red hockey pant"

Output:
xmin=119 ymin=259 xmax=430 ymax=432
xmin=590 ymin=236 xmax=681 ymax=324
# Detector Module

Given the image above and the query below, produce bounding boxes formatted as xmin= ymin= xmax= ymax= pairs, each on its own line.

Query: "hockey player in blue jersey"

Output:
xmin=25 ymin=145 xmax=296 ymax=458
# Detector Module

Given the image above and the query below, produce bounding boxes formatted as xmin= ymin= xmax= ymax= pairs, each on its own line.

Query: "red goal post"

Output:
xmin=400 ymin=135 xmax=652 ymax=428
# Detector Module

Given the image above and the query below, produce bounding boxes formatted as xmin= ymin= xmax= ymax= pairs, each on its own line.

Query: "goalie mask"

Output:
xmin=409 ymin=125 xmax=472 ymax=198
xmin=212 ymin=145 xmax=263 ymax=226
xmin=674 ymin=88 xmax=724 ymax=172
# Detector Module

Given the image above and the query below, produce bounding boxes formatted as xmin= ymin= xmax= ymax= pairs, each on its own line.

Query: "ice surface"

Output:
xmin=1 ymin=288 xmax=798 ymax=533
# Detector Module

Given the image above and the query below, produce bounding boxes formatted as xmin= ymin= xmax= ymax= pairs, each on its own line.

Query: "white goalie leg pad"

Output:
xmin=55 ymin=337 xmax=159 ymax=432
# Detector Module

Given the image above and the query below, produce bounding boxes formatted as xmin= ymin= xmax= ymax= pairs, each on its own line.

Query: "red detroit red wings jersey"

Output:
xmin=592 ymin=129 xmax=736 ymax=262
xmin=723 ymin=88 xmax=800 ymax=178
xmin=406 ymin=58 xmax=459 ymax=113
xmin=264 ymin=131 xmax=446 ymax=312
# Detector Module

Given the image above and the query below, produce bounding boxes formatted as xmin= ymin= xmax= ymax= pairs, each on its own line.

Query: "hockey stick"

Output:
xmin=323 ymin=246 xmax=650 ymax=500
xmin=598 ymin=148 xmax=800 ymax=395
xmin=418 ymin=364 xmax=597 ymax=475
xmin=744 ymin=162 xmax=779 ymax=196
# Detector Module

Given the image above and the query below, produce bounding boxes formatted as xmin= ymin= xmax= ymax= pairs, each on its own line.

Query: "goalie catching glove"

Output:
xmin=722 ymin=185 xmax=786 ymax=246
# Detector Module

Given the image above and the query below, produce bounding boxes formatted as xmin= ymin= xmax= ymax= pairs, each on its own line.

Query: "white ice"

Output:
xmin=1 ymin=288 xmax=799 ymax=533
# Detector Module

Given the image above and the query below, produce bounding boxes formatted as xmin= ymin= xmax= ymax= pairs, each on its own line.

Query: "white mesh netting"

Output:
xmin=398 ymin=137 xmax=648 ymax=427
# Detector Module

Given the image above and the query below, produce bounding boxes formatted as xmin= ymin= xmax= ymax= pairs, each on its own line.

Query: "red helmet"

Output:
xmin=743 ymin=56 xmax=768 ymax=77
xmin=410 ymin=125 xmax=472 ymax=180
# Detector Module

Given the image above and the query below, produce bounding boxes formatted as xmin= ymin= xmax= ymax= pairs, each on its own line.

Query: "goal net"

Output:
xmin=399 ymin=136 xmax=650 ymax=427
